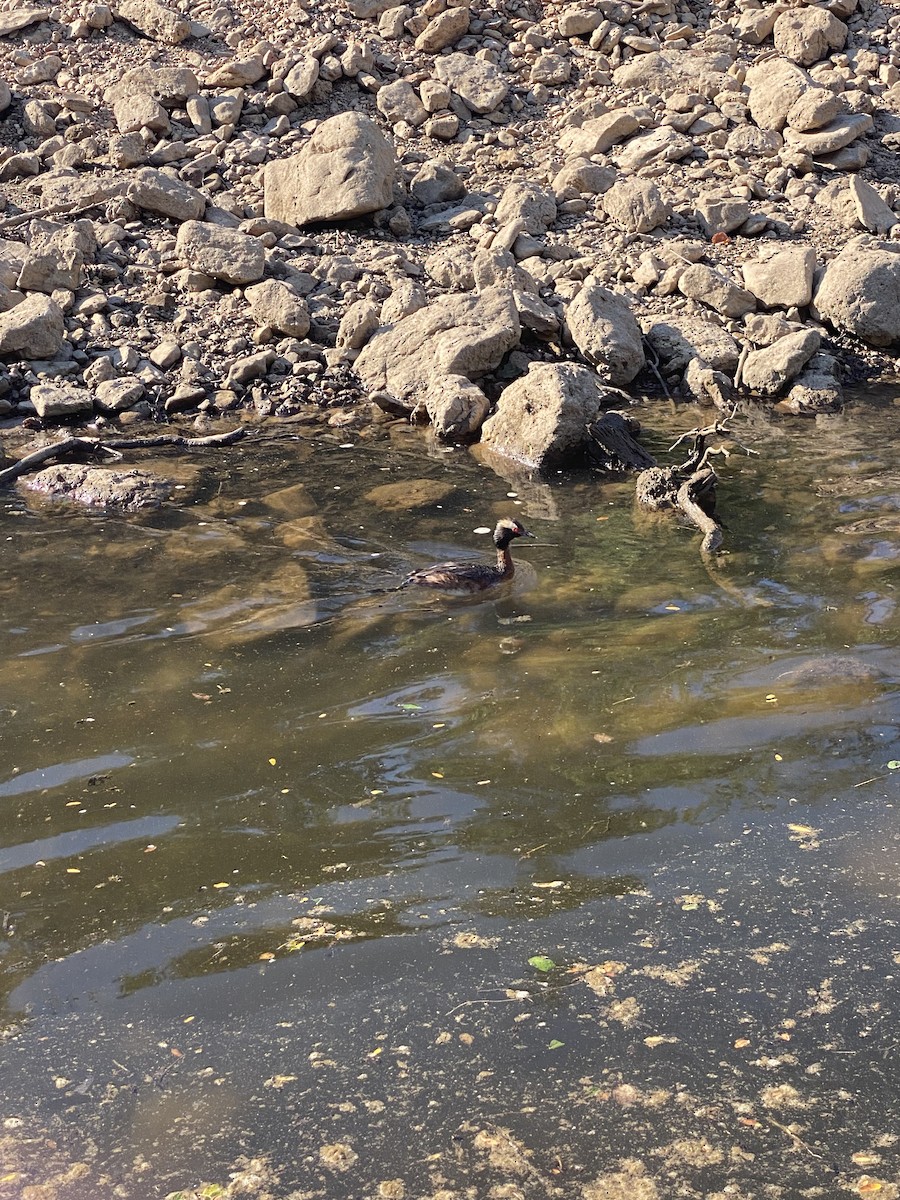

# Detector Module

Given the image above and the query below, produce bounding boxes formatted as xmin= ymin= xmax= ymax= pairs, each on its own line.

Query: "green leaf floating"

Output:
xmin=528 ymin=955 xmax=556 ymax=972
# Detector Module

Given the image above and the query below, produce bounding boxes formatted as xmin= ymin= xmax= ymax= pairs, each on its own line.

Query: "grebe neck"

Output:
xmin=495 ymin=546 xmax=515 ymax=579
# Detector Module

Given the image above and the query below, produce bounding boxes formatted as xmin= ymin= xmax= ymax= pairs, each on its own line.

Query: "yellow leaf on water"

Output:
xmin=66 ymin=868 xmax=81 ymax=874
xmin=787 ymin=824 xmax=818 ymax=837
xmin=432 ymin=772 xmax=444 ymax=778
xmin=259 ymin=952 xmax=275 ymax=961
xmin=369 ymin=1047 xmax=383 ymax=1057
xmin=857 ymin=1178 xmax=884 ymax=1195
xmin=212 ymin=882 xmax=229 ymax=889
xmin=533 ymin=881 xmax=564 ymax=889
xmin=774 ymin=753 xmax=783 ymax=761
xmin=268 ymin=758 xmax=277 ymax=765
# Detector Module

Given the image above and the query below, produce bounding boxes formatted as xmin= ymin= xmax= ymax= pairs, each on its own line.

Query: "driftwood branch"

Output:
xmin=635 ymin=415 xmax=755 ymax=558
xmin=0 ymin=426 xmax=247 ymax=486
xmin=586 ymin=410 xmax=657 ymax=472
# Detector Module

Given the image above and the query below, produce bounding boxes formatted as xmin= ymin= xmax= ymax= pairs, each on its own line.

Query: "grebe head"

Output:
xmin=493 ymin=518 xmax=535 ymax=548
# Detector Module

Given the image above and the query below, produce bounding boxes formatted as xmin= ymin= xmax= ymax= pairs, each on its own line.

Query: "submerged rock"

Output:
xmin=21 ymin=464 xmax=173 ymax=510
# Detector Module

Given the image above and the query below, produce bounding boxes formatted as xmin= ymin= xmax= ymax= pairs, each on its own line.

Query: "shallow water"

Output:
xmin=0 ymin=397 xmax=898 ymax=1199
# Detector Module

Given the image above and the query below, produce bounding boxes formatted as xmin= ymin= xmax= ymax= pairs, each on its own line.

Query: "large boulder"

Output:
xmin=129 ymin=168 xmax=205 ymax=222
xmin=264 ymin=113 xmax=395 ymax=227
xmin=602 ymin=178 xmax=668 ymax=234
xmin=565 ymin=278 xmax=644 ymax=386
xmin=355 ymin=287 xmax=521 ymax=435
xmin=480 ymin=362 xmax=611 ymax=471
xmin=643 ymin=317 xmax=741 ymax=374
xmin=813 ymin=243 xmax=900 ymax=347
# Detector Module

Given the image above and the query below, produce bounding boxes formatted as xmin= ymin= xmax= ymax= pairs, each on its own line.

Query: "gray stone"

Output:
xmin=22 ymin=464 xmax=172 ymax=509
xmin=678 ymin=264 xmax=756 ymax=319
xmin=565 ymin=277 xmax=644 ymax=387
xmin=376 ymin=79 xmax=428 ymax=127
xmin=782 ymin=353 xmax=843 ymax=414
xmin=786 ymin=88 xmax=844 ymax=132
xmin=94 ymin=376 xmax=145 ymax=412
xmin=773 ymin=7 xmax=847 ymax=66
xmin=603 ymin=178 xmax=668 ymax=234
xmin=849 ymin=177 xmax=898 ymax=236
xmin=558 ymin=110 xmax=639 ymax=157
xmin=129 ymin=167 xmax=205 ymax=222
xmin=115 ymin=0 xmax=190 ymax=43
xmin=746 ymin=58 xmax=809 ymax=132
xmin=814 ymin=243 xmax=900 ymax=347
xmin=613 ymin=126 xmax=692 ymax=170
xmin=410 ymin=161 xmax=465 ymax=206
xmin=644 ymin=317 xmax=740 ymax=374
xmin=694 ymin=196 xmax=751 ymax=237
xmin=175 ymin=220 xmax=265 ymax=285
xmin=552 ymin=159 xmax=615 ymax=197
xmin=493 ymin=181 xmax=557 ymax=236
xmin=424 ymin=375 xmax=491 ymax=440
xmin=783 ymin=112 xmax=873 ymax=155
xmin=264 ymin=113 xmax=395 ymax=226
xmin=480 ymin=362 xmax=610 ymax=471
xmin=414 ymin=6 xmax=469 ymax=51
xmin=742 ymin=246 xmax=817 ymax=309
xmin=354 ymin=287 xmax=521 ymax=424
xmin=336 ymin=300 xmax=380 ymax=353
xmin=741 ymin=329 xmax=821 ymax=396
xmin=433 ymin=53 xmax=508 ymax=115
xmin=245 ymin=279 xmax=310 ymax=337
xmin=30 ymin=382 xmax=93 ymax=418
xmin=283 ymin=56 xmax=319 ymax=100
xmin=0 ymin=295 xmax=64 ymax=359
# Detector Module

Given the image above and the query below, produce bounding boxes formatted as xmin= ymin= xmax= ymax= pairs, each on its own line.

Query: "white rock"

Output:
xmin=565 ymin=277 xmax=644 ymax=387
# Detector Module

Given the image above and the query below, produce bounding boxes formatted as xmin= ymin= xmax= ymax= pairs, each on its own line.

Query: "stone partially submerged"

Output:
xmin=480 ymin=362 xmax=613 ymax=472
xmin=21 ymin=464 xmax=172 ymax=510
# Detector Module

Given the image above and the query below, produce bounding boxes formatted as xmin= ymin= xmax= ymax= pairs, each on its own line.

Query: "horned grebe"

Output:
xmin=400 ymin=518 xmax=535 ymax=593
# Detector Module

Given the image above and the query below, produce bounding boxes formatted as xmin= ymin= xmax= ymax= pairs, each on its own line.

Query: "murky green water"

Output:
xmin=0 ymin=397 xmax=898 ymax=1199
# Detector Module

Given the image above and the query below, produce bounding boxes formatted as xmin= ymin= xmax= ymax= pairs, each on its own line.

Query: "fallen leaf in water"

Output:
xmin=212 ymin=882 xmax=229 ymax=889
xmin=787 ymin=823 xmax=818 ymax=836
xmin=548 ymin=1039 xmax=564 ymax=1049
xmin=66 ymin=868 xmax=81 ymax=874
xmin=852 ymin=1152 xmax=882 ymax=1167
xmin=259 ymin=952 xmax=275 ymax=961
xmin=398 ymin=703 xmax=422 ymax=711
xmin=644 ymin=1035 xmax=679 ymax=1048
xmin=144 ymin=844 xmax=157 ymax=853
xmin=593 ymin=732 xmax=614 ymax=744
xmin=533 ymin=881 xmax=564 ymax=889
xmin=528 ymin=955 xmax=556 ymax=972
xmin=191 ymin=693 xmax=211 ymax=702
xmin=171 ymin=1048 xmax=183 ymax=1058
xmin=857 ymin=1178 xmax=884 ymax=1195
xmin=268 ymin=758 xmax=277 ymax=765
xmin=888 ymin=761 xmax=900 ymax=770
xmin=264 ymin=1074 xmax=298 ymax=1088
xmin=734 ymin=1038 xmax=751 ymax=1049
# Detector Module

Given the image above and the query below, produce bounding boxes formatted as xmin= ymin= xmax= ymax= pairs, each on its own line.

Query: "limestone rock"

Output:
xmin=129 ymin=167 xmax=205 ymax=221
xmin=480 ymin=362 xmax=611 ymax=471
xmin=175 ymin=221 xmax=266 ymax=285
xmin=849 ymin=177 xmax=898 ymax=236
xmin=814 ymin=243 xmax=900 ymax=347
xmin=0 ymin=294 xmax=64 ymax=359
xmin=264 ymin=113 xmax=395 ymax=226
xmin=741 ymin=329 xmax=821 ymax=396
xmin=425 ymin=375 xmax=491 ymax=439
xmin=565 ymin=277 xmax=644 ymax=387
xmin=783 ymin=112 xmax=873 ymax=155
xmin=433 ymin=53 xmax=508 ymax=115
xmin=245 ymin=279 xmax=310 ymax=337
xmin=283 ymin=56 xmax=319 ymax=100
xmin=22 ymin=464 xmax=172 ymax=509
xmin=773 ymin=7 xmax=847 ymax=66
xmin=493 ymin=181 xmax=557 ymax=236
xmin=354 ymin=286 xmax=521 ymax=419
xmin=376 ymin=79 xmax=427 ymax=127
xmin=415 ymin=6 xmax=468 ymax=51
xmin=558 ymin=110 xmax=639 ymax=157
xmin=644 ymin=317 xmax=740 ymax=374
xmin=602 ymin=178 xmax=668 ymax=234
xmin=336 ymin=300 xmax=380 ymax=353
xmin=695 ymin=196 xmax=750 ymax=237
xmin=786 ymin=88 xmax=844 ymax=132
xmin=782 ymin=353 xmax=843 ymax=414
xmin=746 ymin=58 xmax=809 ymax=131
xmin=30 ymin=382 xmax=93 ymax=418
xmin=742 ymin=246 xmax=817 ymax=309
xmin=613 ymin=126 xmax=692 ymax=170
xmin=115 ymin=0 xmax=190 ymax=43
xmin=94 ymin=376 xmax=145 ymax=412
xmin=409 ymin=161 xmax=465 ymax=206
xmin=678 ymin=264 xmax=756 ymax=319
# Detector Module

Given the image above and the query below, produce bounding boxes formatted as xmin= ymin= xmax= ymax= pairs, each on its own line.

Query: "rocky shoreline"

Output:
xmin=0 ymin=0 xmax=898 ymax=487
